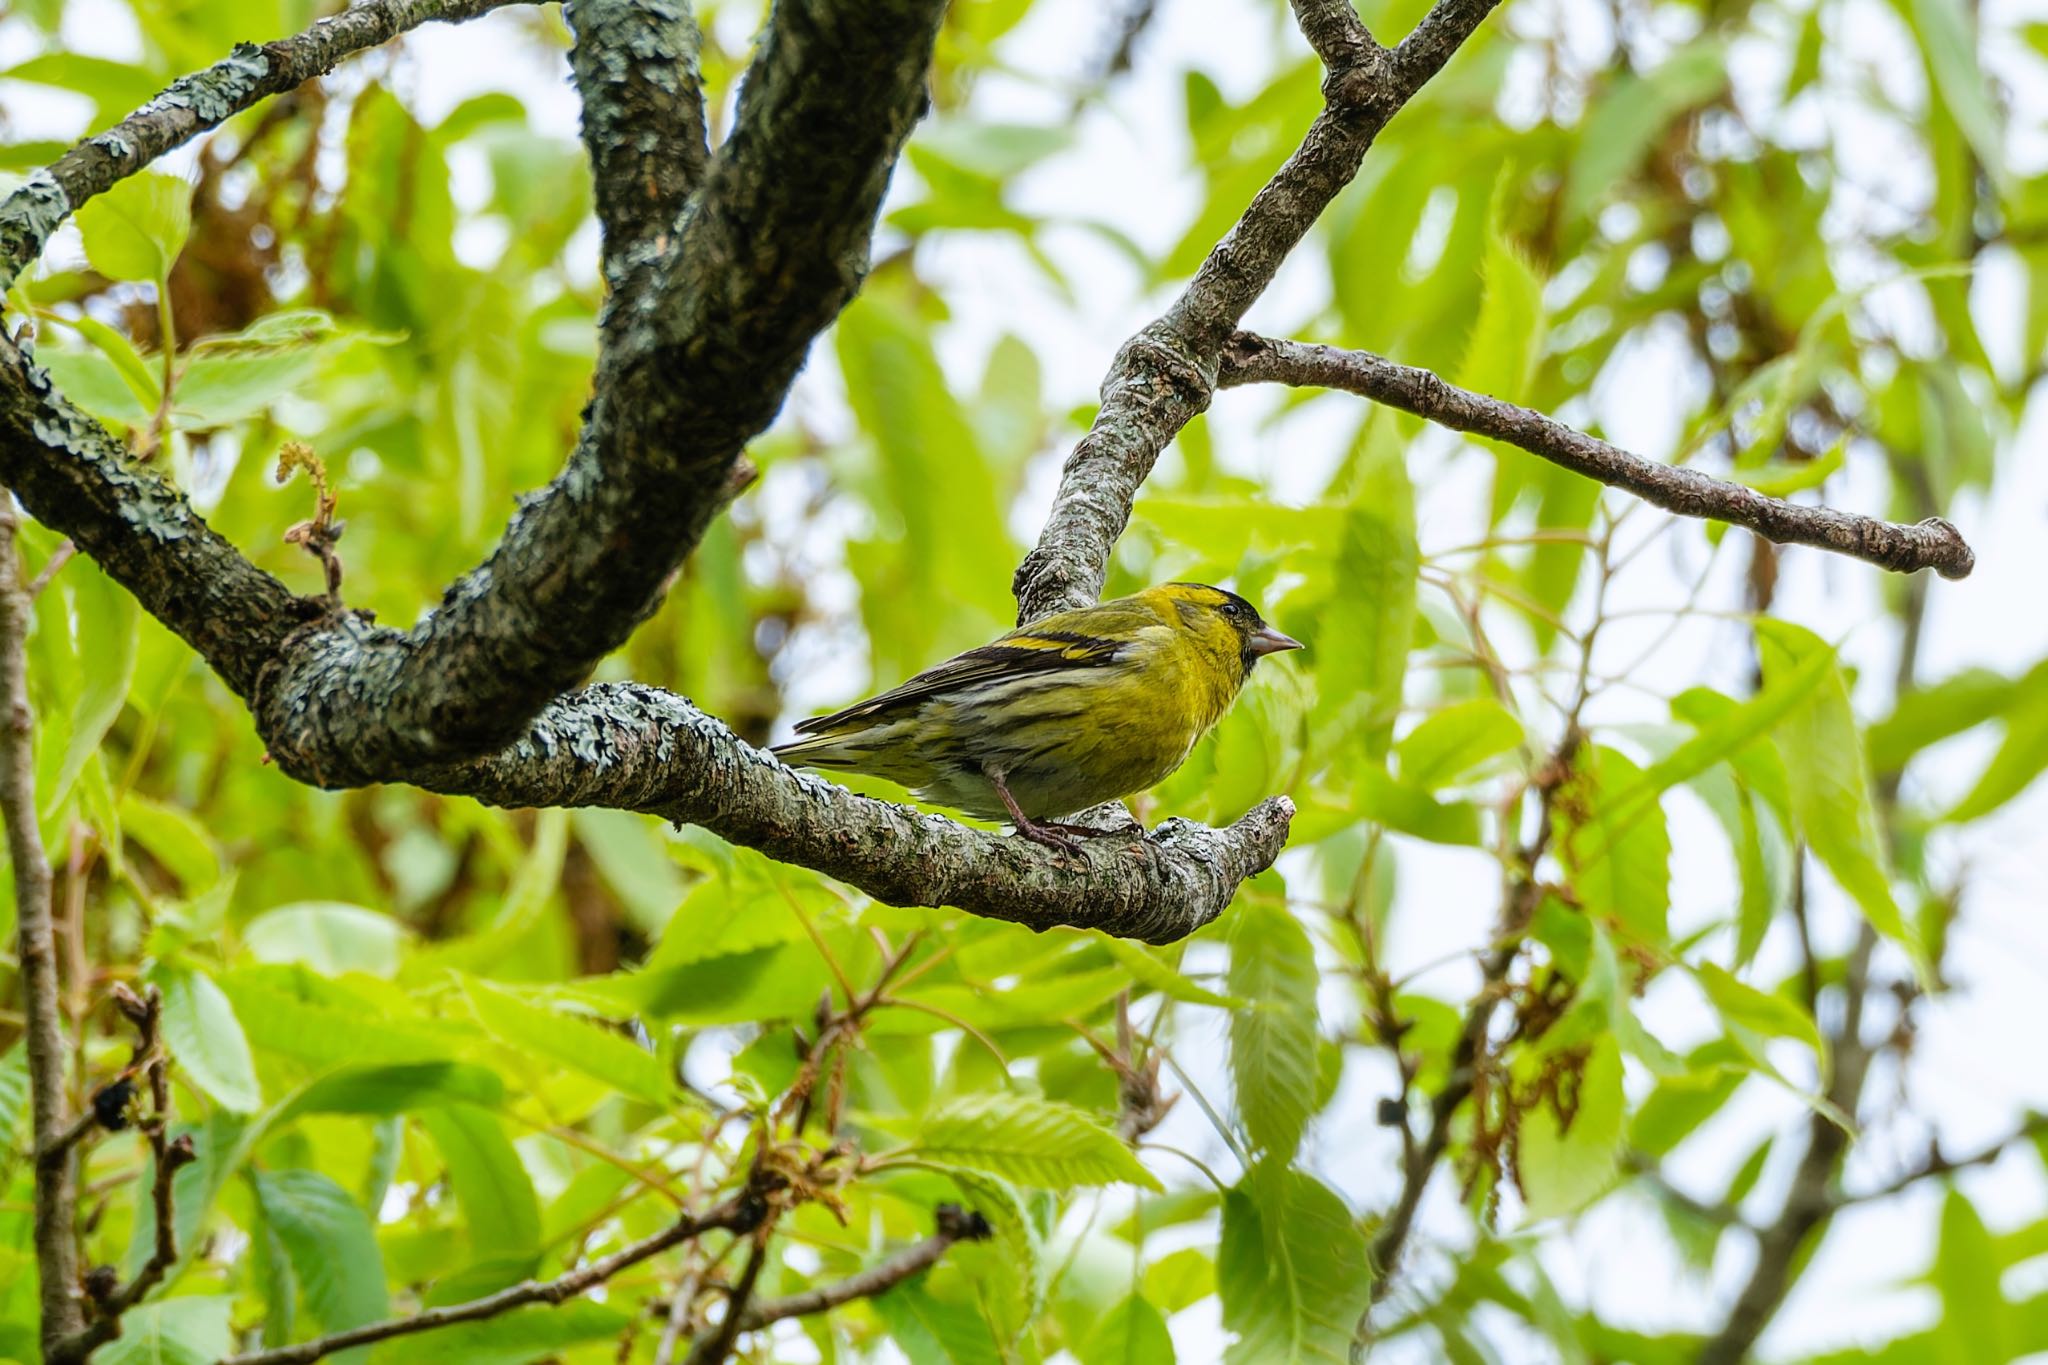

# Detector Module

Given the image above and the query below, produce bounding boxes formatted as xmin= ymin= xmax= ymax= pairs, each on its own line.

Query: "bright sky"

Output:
xmin=7 ymin=0 xmax=2048 ymax=1359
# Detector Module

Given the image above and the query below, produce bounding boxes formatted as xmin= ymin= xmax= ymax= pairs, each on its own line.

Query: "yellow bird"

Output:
xmin=772 ymin=583 xmax=1303 ymax=850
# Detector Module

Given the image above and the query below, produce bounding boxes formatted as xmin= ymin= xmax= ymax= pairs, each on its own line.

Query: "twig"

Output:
xmin=682 ymin=1233 xmax=769 ymax=1365
xmin=221 ymin=1190 xmax=768 ymax=1365
xmin=1832 ymin=1114 xmax=2048 ymax=1209
xmin=25 ymin=539 xmax=72 ymax=598
xmin=0 ymin=487 xmax=84 ymax=1355
xmin=734 ymin=1205 xmax=992 ymax=1329
xmin=1217 ymin=333 xmax=1975 ymax=580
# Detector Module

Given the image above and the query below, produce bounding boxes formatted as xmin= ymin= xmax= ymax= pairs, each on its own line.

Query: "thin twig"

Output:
xmin=220 ymin=1191 xmax=767 ymax=1365
xmin=1218 ymin=333 xmax=1975 ymax=580
xmin=735 ymin=1205 xmax=992 ymax=1330
xmin=0 ymin=486 xmax=83 ymax=1355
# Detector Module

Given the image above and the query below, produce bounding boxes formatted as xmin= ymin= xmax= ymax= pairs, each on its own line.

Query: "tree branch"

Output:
xmin=411 ymin=683 xmax=1294 ymax=944
xmin=1217 ymin=333 xmax=1976 ymax=580
xmin=54 ymin=986 xmax=198 ymax=1365
xmin=1013 ymin=0 xmax=1496 ymax=622
xmin=734 ymin=1205 xmax=992 ymax=1330
xmin=567 ymin=0 xmax=711 ymax=295
xmin=0 ymin=489 xmax=84 ymax=1357
xmin=0 ymin=0 xmax=534 ymax=297
xmin=219 ymin=1191 xmax=768 ymax=1365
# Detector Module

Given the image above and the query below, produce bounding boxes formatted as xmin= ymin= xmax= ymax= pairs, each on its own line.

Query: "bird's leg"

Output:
xmin=986 ymin=768 xmax=1083 ymax=854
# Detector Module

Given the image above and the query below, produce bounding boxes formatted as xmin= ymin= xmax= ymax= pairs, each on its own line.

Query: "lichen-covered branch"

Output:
xmin=0 ymin=0 xmax=533 ymax=296
xmin=1218 ymin=332 xmax=1976 ymax=579
xmin=1013 ymin=0 xmax=1499 ymax=622
xmin=0 ymin=490 xmax=84 ymax=1359
xmin=220 ymin=1191 xmax=768 ymax=1365
xmin=249 ymin=0 xmax=949 ymax=784
xmin=567 ymin=0 xmax=711 ymax=294
xmin=414 ymin=683 xmax=1293 ymax=944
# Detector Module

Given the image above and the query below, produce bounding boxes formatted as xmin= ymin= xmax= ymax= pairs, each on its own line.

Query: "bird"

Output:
xmin=771 ymin=582 xmax=1304 ymax=852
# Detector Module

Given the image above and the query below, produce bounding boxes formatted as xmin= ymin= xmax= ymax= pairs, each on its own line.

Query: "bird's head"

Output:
xmin=1147 ymin=582 xmax=1304 ymax=683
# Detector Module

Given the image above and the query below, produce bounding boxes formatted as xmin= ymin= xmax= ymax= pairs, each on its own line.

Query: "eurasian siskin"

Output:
xmin=771 ymin=582 xmax=1303 ymax=850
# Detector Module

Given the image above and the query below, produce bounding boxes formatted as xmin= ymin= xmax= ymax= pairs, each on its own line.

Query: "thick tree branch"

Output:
xmin=0 ymin=490 xmax=84 ymax=1357
xmin=220 ymin=1190 xmax=767 ymax=1365
xmin=1218 ymin=333 xmax=1976 ymax=580
xmin=0 ymin=0 xmax=533 ymax=297
xmin=734 ymin=1205 xmax=992 ymax=1330
xmin=567 ymin=0 xmax=711 ymax=294
xmin=412 ymin=682 xmax=1293 ymax=944
xmin=1013 ymin=0 xmax=1497 ymax=621
xmin=246 ymin=0 xmax=948 ymax=784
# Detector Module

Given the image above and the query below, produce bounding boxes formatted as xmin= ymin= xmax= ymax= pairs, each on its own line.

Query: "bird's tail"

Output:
xmin=768 ymin=732 xmax=868 ymax=769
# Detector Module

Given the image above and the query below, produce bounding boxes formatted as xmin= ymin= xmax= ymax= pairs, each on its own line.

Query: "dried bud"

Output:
xmin=92 ymin=1077 xmax=136 ymax=1131
xmin=1376 ymin=1096 xmax=1408 ymax=1128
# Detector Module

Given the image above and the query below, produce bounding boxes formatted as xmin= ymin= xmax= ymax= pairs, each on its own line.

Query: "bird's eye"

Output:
xmin=1222 ymin=601 xmax=1242 ymax=618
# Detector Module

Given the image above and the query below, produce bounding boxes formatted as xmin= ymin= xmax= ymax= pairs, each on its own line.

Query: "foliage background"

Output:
xmin=3 ymin=0 xmax=2048 ymax=1360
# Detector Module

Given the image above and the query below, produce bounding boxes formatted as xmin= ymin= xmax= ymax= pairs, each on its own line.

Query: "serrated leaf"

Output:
xmin=1935 ymin=1185 xmax=2008 ymax=1362
xmin=1219 ymin=1163 xmax=1372 ymax=1363
xmin=278 ymin=1062 xmax=506 ymax=1122
xmin=155 ymin=963 xmax=262 ymax=1113
xmin=915 ymin=1093 xmax=1159 ymax=1191
xmin=1756 ymin=621 xmax=1915 ymax=961
xmin=1226 ymin=901 xmax=1321 ymax=1158
xmin=252 ymin=1168 xmax=390 ymax=1362
xmin=1559 ymin=746 xmax=1672 ymax=944
xmin=1866 ymin=666 xmax=2016 ymax=775
xmin=1315 ymin=419 xmax=1416 ymax=760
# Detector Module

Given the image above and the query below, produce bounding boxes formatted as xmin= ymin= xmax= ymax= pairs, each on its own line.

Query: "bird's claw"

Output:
xmin=1014 ymin=819 xmax=1085 ymax=856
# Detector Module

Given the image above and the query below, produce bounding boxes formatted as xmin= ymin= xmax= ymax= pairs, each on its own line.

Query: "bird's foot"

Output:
xmin=1012 ymin=816 xmax=1085 ymax=855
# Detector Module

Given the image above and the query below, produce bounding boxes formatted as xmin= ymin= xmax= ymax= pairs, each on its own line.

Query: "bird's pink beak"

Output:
xmin=1250 ymin=625 xmax=1305 ymax=656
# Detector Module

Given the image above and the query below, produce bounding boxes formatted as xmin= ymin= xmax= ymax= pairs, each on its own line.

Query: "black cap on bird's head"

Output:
xmin=1160 ymin=582 xmax=1305 ymax=672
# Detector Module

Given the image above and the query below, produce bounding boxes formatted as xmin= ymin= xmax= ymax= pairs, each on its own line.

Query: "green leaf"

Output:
xmin=1078 ymin=1293 xmax=1176 ymax=1365
xmin=278 ymin=1062 xmax=506 ymax=1121
xmin=155 ymin=963 xmax=263 ymax=1113
xmin=379 ymin=1304 xmax=634 ymax=1365
xmin=0 ymin=1042 xmax=26 ymax=1154
xmin=243 ymin=902 xmax=409 ymax=977
xmin=63 ymin=312 xmax=161 ymax=409
xmin=94 ymin=1296 xmax=233 ymax=1365
xmin=1458 ymin=221 xmax=1546 ymax=406
xmin=1944 ymin=672 xmax=2048 ymax=822
xmin=872 ymin=1278 xmax=1007 ymax=1365
xmin=1315 ymin=419 xmax=1417 ymax=760
xmin=1693 ymin=964 xmax=1823 ymax=1061
xmin=1565 ymin=43 xmax=1730 ymax=220
xmin=1218 ymin=1163 xmax=1372 ymax=1363
xmin=1559 ymin=746 xmax=1672 ymax=944
xmin=1094 ymin=933 xmax=1243 ymax=1008
xmin=1934 ymin=1185 xmax=2007 ymax=1362
xmin=419 ymin=1103 xmax=542 ymax=1261
xmin=1396 ymin=698 xmax=1523 ymax=789
xmin=1867 ymin=666 xmax=2016 ymax=774
xmin=460 ymin=975 xmax=675 ymax=1108
xmin=45 ymin=558 xmax=138 ymax=814
xmin=1904 ymin=0 xmax=2005 ymax=185
xmin=75 ymin=170 xmax=192 ymax=282
xmin=1756 ymin=621 xmax=1914 ymax=957
xmin=1516 ymin=1034 xmax=1625 ymax=1220
xmin=914 ymin=1093 xmax=1160 ymax=1191
xmin=1226 ymin=901 xmax=1321 ymax=1158
xmin=252 ymin=1168 xmax=391 ymax=1360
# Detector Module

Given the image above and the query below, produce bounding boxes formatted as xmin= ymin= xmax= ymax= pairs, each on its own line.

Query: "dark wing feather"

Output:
xmin=791 ymin=629 xmax=1127 ymax=736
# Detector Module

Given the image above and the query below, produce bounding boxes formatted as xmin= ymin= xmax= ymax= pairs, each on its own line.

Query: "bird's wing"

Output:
xmin=789 ymin=616 xmax=1140 ymax=737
